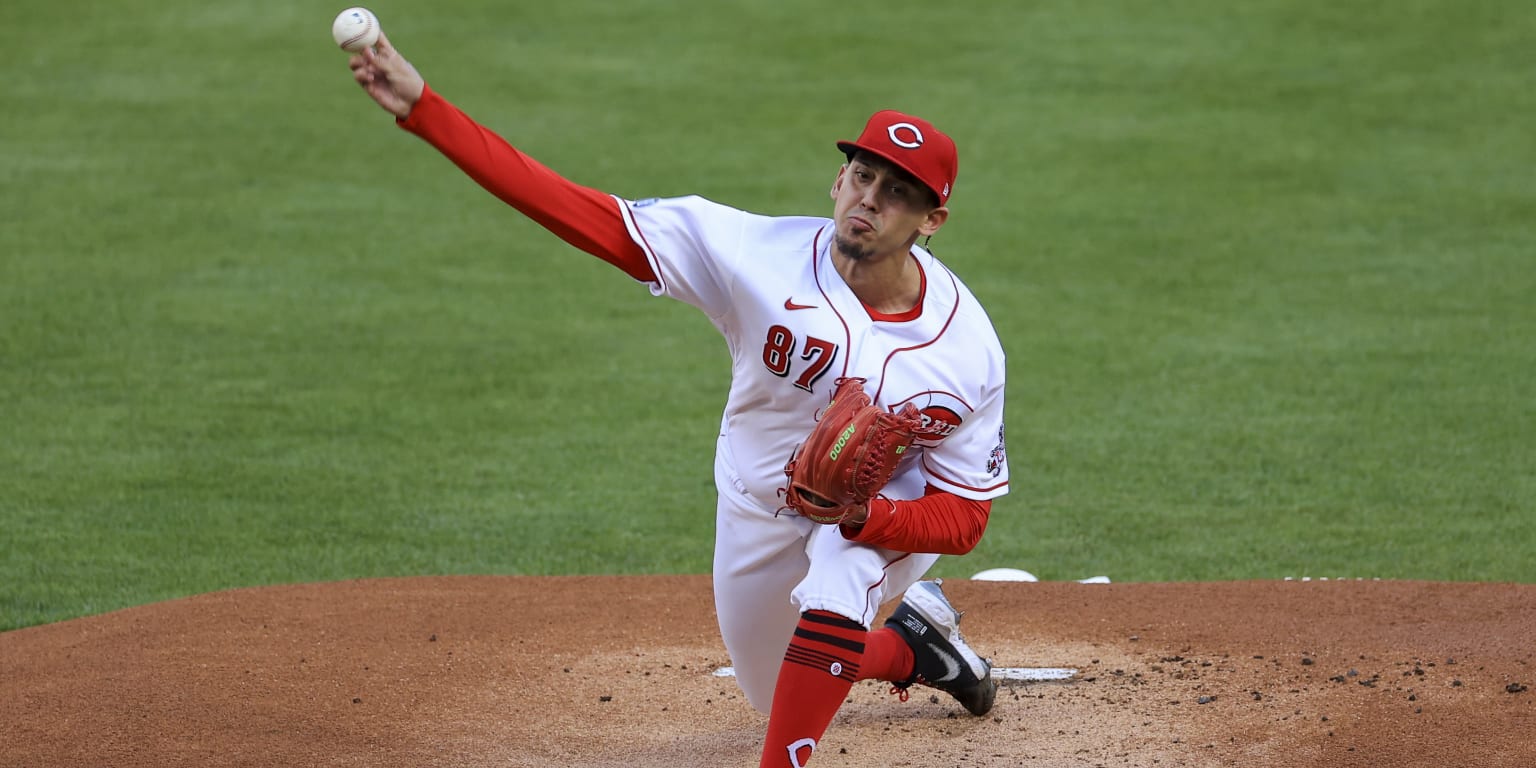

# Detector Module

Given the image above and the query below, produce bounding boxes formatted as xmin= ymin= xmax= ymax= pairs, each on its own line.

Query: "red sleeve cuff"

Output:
xmin=396 ymin=83 xmax=440 ymax=130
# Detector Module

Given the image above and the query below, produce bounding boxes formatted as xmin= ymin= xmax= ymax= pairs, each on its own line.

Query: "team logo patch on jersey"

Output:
xmin=890 ymin=391 xmax=968 ymax=446
xmin=916 ymin=405 xmax=962 ymax=443
xmin=986 ymin=425 xmax=1007 ymax=478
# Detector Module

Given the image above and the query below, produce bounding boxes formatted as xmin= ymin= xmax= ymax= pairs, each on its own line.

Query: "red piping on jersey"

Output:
xmin=398 ymin=84 xmax=657 ymax=282
xmin=618 ymin=200 xmax=671 ymax=296
xmin=871 ymin=268 xmax=961 ymax=403
xmin=810 ymin=225 xmax=963 ymax=403
xmin=811 ymin=226 xmax=858 ymax=382
xmin=921 ymin=453 xmax=1009 ymax=494
xmin=861 ymin=564 xmax=894 ymax=623
xmin=890 ymin=389 xmax=977 ymax=414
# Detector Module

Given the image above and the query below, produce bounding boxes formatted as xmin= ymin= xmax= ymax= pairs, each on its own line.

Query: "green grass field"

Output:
xmin=3 ymin=0 xmax=1533 ymax=631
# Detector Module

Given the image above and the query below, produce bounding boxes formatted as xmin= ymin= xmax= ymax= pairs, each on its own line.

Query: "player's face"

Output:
xmin=830 ymin=155 xmax=947 ymax=261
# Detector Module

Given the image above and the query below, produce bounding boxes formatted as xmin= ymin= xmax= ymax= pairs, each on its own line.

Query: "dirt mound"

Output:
xmin=2 ymin=576 xmax=1532 ymax=767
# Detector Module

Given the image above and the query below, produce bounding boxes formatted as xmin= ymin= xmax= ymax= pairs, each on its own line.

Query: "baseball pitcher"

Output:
xmin=347 ymin=31 xmax=1010 ymax=768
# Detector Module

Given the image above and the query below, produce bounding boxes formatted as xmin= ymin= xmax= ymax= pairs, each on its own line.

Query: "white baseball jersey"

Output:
xmin=617 ymin=194 xmax=1010 ymax=510
xmin=616 ymin=193 xmax=1009 ymax=713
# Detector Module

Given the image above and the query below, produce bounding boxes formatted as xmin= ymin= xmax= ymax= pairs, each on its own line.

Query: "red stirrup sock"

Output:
xmin=758 ymin=610 xmax=866 ymax=768
xmin=856 ymin=625 xmax=916 ymax=683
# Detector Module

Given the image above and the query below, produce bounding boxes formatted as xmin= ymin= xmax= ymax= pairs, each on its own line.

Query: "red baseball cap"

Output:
xmin=836 ymin=110 xmax=958 ymax=205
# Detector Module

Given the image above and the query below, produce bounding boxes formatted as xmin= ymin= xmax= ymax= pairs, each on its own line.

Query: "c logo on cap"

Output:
xmin=887 ymin=122 xmax=924 ymax=149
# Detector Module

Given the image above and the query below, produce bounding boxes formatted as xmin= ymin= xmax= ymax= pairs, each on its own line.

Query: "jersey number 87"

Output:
xmin=763 ymin=325 xmax=839 ymax=392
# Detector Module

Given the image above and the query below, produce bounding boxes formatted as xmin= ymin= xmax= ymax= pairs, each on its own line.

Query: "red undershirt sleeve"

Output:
xmin=841 ymin=484 xmax=991 ymax=555
xmin=395 ymin=84 xmax=656 ymax=282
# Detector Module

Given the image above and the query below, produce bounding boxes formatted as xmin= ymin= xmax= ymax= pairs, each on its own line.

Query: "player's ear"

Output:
xmin=830 ymin=164 xmax=847 ymax=200
xmin=917 ymin=206 xmax=949 ymax=237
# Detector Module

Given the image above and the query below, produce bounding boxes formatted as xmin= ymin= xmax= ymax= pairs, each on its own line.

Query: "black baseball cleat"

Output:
xmin=885 ymin=579 xmax=997 ymax=716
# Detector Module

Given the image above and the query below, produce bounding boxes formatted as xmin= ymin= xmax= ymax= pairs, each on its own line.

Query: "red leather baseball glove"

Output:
xmin=781 ymin=377 xmax=923 ymax=525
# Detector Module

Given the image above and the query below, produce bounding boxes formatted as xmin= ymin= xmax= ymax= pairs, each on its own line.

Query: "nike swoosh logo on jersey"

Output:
xmin=784 ymin=298 xmax=817 ymax=311
xmin=927 ymin=643 xmax=963 ymax=683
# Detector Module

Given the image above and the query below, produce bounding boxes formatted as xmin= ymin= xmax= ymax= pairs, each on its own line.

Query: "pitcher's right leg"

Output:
xmin=710 ymin=462 xmax=816 ymax=713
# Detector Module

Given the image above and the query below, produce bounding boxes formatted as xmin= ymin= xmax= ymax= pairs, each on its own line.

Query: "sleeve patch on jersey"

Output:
xmin=987 ymin=425 xmax=1007 ymax=478
xmin=634 ymin=197 xmax=660 ymax=208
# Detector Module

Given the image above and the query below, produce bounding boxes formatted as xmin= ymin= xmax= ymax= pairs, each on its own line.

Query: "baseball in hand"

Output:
xmin=332 ymin=7 xmax=381 ymax=53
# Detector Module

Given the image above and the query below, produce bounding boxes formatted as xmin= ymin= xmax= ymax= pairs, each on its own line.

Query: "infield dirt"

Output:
xmin=2 ymin=576 xmax=1531 ymax=767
